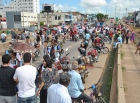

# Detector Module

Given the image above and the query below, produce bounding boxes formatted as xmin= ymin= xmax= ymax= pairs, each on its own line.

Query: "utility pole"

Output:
xmin=134 ymin=11 xmax=136 ymax=27
xmin=115 ymin=3 xmax=117 ymax=20
xmin=126 ymin=8 xmax=127 ymax=17
xmin=37 ymin=14 xmax=40 ymax=30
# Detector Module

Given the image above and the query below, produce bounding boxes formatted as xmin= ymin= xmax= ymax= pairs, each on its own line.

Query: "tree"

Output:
xmin=96 ymin=13 xmax=104 ymax=22
xmin=104 ymin=14 xmax=109 ymax=19
xmin=0 ymin=15 xmax=2 ymax=17
xmin=40 ymin=22 xmax=44 ymax=26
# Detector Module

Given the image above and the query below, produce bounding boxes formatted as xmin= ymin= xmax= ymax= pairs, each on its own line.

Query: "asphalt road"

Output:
xmin=0 ymin=20 xmax=113 ymax=102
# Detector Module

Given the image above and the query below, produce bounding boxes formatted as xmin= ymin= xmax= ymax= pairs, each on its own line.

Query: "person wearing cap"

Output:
xmin=68 ymin=61 xmax=92 ymax=103
xmin=47 ymin=72 xmax=71 ymax=103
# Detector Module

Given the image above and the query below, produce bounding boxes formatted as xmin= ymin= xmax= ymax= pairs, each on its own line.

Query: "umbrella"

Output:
xmin=11 ymin=42 xmax=36 ymax=53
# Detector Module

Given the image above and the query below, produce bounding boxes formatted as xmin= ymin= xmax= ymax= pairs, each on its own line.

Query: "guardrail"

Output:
xmin=117 ymin=45 xmax=126 ymax=103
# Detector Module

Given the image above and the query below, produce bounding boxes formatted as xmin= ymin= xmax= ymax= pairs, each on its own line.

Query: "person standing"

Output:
xmin=1 ymin=31 xmax=6 ymax=42
xmin=126 ymin=30 xmax=130 ymax=44
xmin=13 ymin=53 xmax=37 ymax=103
xmin=0 ymin=54 xmax=17 ymax=103
xmin=130 ymin=30 xmax=135 ymax=43
xmin=47 ymin=72 xmax=72 ymax=103
xmin=54 ymin=40 xmax=61 ymax=61
xmin=36 ymin=57 xmax=56 ymax=103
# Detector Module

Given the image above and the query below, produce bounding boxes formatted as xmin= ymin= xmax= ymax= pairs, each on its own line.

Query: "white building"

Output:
xmin=6 ymin=12 xmax=38 ymax=29
xmin=0 ymin=0 xmax=40 ymax=17
xmin=39 ymin=12 xmax=72 ymax=26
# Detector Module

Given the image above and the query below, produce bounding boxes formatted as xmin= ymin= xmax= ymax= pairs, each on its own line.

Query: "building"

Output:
xmin=128 ymin=12 xmax=134 ymax=17
xmin=39 ymin=12 xmax=72 ymax=26
xmin=136 ymin=11 xmax=140 ymax=23
xmin=6 ymin=12 xmax=38 ymax=29
xmin=0 ymin=0 xmax=40 ymax=17
xmin=87 ymin=14 xmax=97 ymax=22
xmin=66 ymin=12 xmax=86 ymax=22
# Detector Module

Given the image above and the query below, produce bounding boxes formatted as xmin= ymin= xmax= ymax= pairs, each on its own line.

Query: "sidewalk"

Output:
xmin=121 ymin=43 xmax=140 ymax=103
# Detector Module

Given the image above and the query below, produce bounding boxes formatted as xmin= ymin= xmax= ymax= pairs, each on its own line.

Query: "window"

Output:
xmin=58 ymin=15 xmax=61 ymax=20
xmin=14 ymin=15 xmax=21 ymax=22
xmin=55 ymin=15 xmax=57 ymax=20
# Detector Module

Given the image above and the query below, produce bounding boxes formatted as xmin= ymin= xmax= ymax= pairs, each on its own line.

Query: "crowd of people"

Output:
xmin=0 ymin=22 xmax=140 ymax=103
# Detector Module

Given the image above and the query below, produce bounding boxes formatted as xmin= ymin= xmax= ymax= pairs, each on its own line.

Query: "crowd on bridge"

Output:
xmin=0 ymin=22 xmax=139 ymax=103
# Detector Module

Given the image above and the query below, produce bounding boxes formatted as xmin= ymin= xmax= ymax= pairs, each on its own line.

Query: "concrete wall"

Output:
xmin=117 ymin=45 xmax=126 ymax=103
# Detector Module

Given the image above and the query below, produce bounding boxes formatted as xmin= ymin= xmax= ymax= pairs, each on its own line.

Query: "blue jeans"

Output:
xmin=1 ymin=39 xmax=6 ymax=42
xmin=18 ymin=95 xmax=36 ymax=103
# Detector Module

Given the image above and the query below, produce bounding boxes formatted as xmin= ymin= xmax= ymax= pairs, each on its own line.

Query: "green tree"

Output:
xmin=40 ymin=22 xmax=44 ymax=26
xmin=0 ymin=15 xmax=2 ymax=17
xmin=96 ymin=13 xmax=104 ymax=21
xmin=104 ymin=14 xmax=109 ymax=19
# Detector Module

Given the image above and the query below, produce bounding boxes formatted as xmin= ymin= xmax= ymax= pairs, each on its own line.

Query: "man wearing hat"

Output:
xmin=68 ymin=61 xmax=92 ymax=103
xmin=47 ymin=72 xmax=71 ymax=103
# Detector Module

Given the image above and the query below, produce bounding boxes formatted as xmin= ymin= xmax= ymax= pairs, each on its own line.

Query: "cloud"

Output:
xmin=54 ymin=4 xmax=78 ymax=12
xmin=108 ymin=0 xmax=140 ymax=17
xmin=80 ymin=0 xmax=107 ymax=8
xmin=80 ymin=0 xmax=107 ymax=14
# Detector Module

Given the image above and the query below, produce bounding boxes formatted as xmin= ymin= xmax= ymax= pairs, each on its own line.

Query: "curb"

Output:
xmin=117 ymin=45 xmax=126 ymax=103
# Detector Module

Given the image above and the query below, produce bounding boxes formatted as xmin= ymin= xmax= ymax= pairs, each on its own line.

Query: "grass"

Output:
xmin=120 ymin=45 xmax=122 ymax=48
xmin=121 ymin=50 xmax=124 ymax=59
xmin=122 ymin=66 xmax=126 ymax=71
xmin=124 ymin=84 xmax=127 ymax=92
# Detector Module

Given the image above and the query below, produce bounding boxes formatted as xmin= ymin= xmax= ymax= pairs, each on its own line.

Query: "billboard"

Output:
xmin=14 ymin=15 xmax=21 ymax=22
xmin=43 ymin=4 xmax=54 ymax=12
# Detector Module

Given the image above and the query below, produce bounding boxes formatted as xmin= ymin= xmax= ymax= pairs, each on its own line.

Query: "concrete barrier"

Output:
xmin=117 ymin=45 xmax=126 ymax=103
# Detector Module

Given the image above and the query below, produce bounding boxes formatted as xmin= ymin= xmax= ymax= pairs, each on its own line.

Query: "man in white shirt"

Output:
xmin=1 ymin=31 xmax=6 ymax=42
xmin=13 ymin=53 xmax=37 ymax=103
xmin=47 ymin=72 xmax=72 ymax=103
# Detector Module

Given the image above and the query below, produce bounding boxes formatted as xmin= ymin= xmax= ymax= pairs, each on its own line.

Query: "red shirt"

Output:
xmin=94 ymin=37 xmax=101 ymax=45
xmin=109 ymin=32 xmax=113 ymax=38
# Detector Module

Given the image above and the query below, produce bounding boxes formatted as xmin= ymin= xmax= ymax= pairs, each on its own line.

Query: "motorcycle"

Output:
xmin=73 ymin=56 xmax=89 ymax=84
xmin=87 ymin=47 xmax=99 ymax=65
xmin=54 ymin=53 xmax=70 ymax=71
xmin=62 ymin=35 xmax=65 ymax=43
xmin=71 ymin=34 xmax=79 ymax=41
xmin=96 ymin=43 xmax=109 ymax=54
xmin=33 ymin=44 xmax=41 ymax=61
xmin=78 ymin=65 xmax=88 ymax=84
xmin=33 ymin=49 xmax=41 ymax=61
xmin=79 ymin=32 xmax=83 ymax=39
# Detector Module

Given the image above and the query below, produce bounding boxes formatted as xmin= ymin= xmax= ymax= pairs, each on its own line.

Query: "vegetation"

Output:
xmin=100 ymin=49 xmax=116 ymax=103
xmin=0 ymin=15 xmax=2 ymax=17
xmin=122 ymin=66 xmax=126 ymax=71
xmin=96 ymin=13 xmax=108 ymax=22
xmin=121 ymin=50 xmax=124 ymax=59
xmin=40 ymin=22 xmax=44 ymax=26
